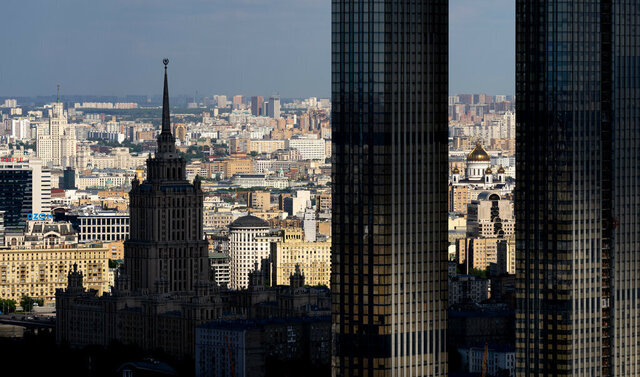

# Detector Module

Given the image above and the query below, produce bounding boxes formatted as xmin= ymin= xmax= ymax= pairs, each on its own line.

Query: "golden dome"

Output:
xmin=484 ymin=168 xmax=492 ymax=175
xmin=452 ymin=167 xmax=460 ymax=174
xmin=497 ymin=166 xmax=505 ymax=174
xmin=467 ymin=143 xmax=491 ymax=162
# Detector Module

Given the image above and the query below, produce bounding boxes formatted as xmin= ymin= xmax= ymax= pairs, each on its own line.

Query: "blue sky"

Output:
xmin=0 ymin=0 xmax=514 ymax=98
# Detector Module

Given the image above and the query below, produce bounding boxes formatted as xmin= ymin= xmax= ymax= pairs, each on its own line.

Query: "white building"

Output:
xmin=286 ymin=135 xmax=326 ymax=160
xmin=228 ymin=215 xmax=271 ymax=289
xmin=10 ymin=118 xmax=30 ymax=140
xmin=36 ymin=102 xmax=77 ymax=168
xmin=76 ymin=211 xmax=130 ymax=243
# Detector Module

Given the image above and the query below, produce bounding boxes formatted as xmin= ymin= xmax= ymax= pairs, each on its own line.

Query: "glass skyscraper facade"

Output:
xmin=331 ymin=1 xmax=448 ymax=376
xmin=516 ymin=1 xmax=640 ymax=375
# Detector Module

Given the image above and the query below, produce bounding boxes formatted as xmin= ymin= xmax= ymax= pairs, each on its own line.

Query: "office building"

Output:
xmin=516 ymin=1 xmax=640 ymax=375
xmin=251 ymin=96 xmax=264 ymax=117
xmin=77 ymin=212 xmax=130 ymax=243
xmin=332 ymin=1 xmax=449 ymax=376
xmin=266 ymin=96 xmax=280 ymax=119
xmin=232 ymin=95 xmax=243 ymax=110
xmin=0 ymin=159 xmax=52 ymax=229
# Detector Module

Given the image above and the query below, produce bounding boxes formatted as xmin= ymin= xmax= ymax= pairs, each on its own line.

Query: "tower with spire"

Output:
xmin=123 ymin=59 xmax=209 ymax=294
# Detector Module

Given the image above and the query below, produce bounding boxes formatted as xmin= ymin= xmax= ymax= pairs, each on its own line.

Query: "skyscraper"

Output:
xmin=0 ymin=159 xmax=51 ymax=229
xmin=36 ymin=99 xmax=77 ymax=168
xmin=251 ymin=95 xmax=264 ymax=116
xmin=267 ymin=95 xmax=280 ymax=119
xmin=232 ymin=95 xmax=243 ymax=110
xmin=516 ymin=2 xmax=640 ymax=375
xmin=124 ymin=59 xmax=209 ymax=293
xmin=331 ymin=1 xmax=449 ymax=376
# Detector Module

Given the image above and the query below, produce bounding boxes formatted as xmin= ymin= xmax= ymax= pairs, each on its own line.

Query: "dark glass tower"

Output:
xmin=331 ymin=1 xmax=448 ymax=376
xmin=516 ymin=1 xmax=640 ymax=375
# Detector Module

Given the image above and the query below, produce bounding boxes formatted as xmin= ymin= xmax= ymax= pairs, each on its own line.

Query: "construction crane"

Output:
xmin=482 ymin=342 xmax=489 ymax=377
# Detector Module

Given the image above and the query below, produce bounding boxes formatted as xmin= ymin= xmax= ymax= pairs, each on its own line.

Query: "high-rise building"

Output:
xmin=10 ymin=118 xmax=29 ymax=140
xmin=516 ymin=2 xmax=640 ymax=375
xmin=36 ymin=100 xmax=77 ymax=168
xmin=0 ymin=159 xmax=52 ymax=229
xmin=331 ymin=1 xmax=449 ymax=376
xmin=250 ymin=96 xmax=264 ymax=116
xmin=228 ymin=215 xmax=271 ymax=290
xmin=232 ymin=95 xmax=243 ymax=110
xmin=124 ymin=60 xmax=209 ymax=293
xmin=267 ymin=95 xmax=280 ymax=119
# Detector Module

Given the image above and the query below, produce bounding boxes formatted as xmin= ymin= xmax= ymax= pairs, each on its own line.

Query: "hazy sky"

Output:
xmin=0 ymin=0 xmax=514 ymax=98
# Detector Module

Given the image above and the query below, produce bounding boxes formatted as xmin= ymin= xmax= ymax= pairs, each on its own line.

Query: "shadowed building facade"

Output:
xmin=125 ymin=60 xmax=209 ymax=293
xmin=516 ymin=1 xmax=640 ymax=375
xmin=331 ymin=1 xmax=449 ymax=376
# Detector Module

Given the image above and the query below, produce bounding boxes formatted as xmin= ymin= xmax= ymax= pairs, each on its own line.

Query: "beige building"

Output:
xmin=457 ymin=237 xmax=514 ymax=275
xmin=449 ymin=183 xmax=470 ymax=213
xmin=205 ymin=158 xmax=254 ymax=179
xmin=248 ymin=191 xmax=271 ymax=211
xmin=0 ymin=244 xmax=109 ymax=303
xmin=0 ymin=220 xmax=109 ymax=303
xmin=270 ymin=228 xmax=331 ymax=287
xmin=466 ymin=192 xmax=514 ymax=238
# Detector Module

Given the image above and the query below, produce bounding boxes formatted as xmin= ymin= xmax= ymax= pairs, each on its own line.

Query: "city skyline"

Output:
xmin=0 ymin=0 xmax=514 ymax=98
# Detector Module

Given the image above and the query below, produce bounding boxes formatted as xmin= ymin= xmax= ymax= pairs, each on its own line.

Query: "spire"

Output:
xmin=162 ymin=58 xmax=171 ymax=134
xmin=57 ymin=84 xmax=60 ymax=103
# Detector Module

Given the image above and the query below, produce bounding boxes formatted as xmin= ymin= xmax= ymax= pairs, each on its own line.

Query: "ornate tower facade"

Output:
xmin=124 ymin=60 xmax=209 ymax=294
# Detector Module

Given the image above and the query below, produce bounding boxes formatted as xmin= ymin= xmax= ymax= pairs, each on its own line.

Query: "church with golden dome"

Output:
xmin=451 ymin=142 xmax=507 ymax=188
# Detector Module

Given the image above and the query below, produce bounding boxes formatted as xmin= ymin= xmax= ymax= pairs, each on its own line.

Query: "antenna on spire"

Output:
xmin=57 ymin=84 xmax=60 ymax=103
xmin=161 ymin=58 xmax=171 ymax=134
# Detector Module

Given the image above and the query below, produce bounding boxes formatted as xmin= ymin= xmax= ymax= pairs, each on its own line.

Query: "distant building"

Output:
xmin=467 ymin=192 xmax=514 ymax=238
xmin=0 ymin=159 xmax=52 ymax=229
xmin=195 ymin=316 xmax=330 ymax=377
xmin=285 ymin=136 xmax=326 ymax=161
xmin=77 ymin=212 xmax=129 ymax=243
xmin=0 ymin=220 xmax=109 ymax=303
xmin=457 ymin=237 xmax=514 ymax=273
xmin=266 ymin=96 xmax=281 ymax=119
xmin=458 ymin=344 xmax=515 ymax=377
xmin=248 ymin=191 xmax=271 ymax=211
xmin=209 ymin=252 xmax=230 ymax=287
xmin=449 ymin=274 xmax=489 ymax=305
xmin=37 ymin=101 xmax=77 ymax=168
xmin=232 ymin=95 xmax=243 ymax=110
xmin=250 ymin=96 xmax=264 ymax=117
xmin=270 ymin=228 xmax=331 ymax=287
xmin=228 ymin=215 xmax=272 ymax=289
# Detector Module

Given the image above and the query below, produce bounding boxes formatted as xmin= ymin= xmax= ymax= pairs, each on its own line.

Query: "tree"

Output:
xmin=0 ymin=299 xmax=17 ymax=314
xmin=20 ymin=295 xmax=43 ymax=312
